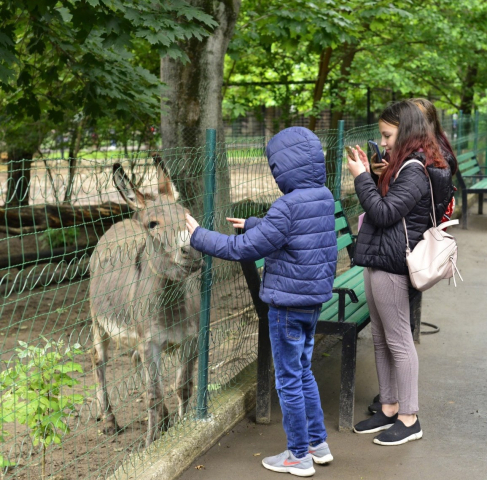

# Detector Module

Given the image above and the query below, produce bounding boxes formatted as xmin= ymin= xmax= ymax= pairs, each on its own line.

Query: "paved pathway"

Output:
xmin=180 ymin=211 xmax=487 ymax=480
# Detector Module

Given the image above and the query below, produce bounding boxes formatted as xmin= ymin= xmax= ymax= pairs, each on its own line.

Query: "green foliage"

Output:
xmin=0 ymin=338 xmax=89 ymax=456
xmin=224 ymin=0 xmax=487 ymax=121
xmin=0 ymin=0 xmax=217 ymax=154
xmin=40 ymin=227 xmax=81 ymax=250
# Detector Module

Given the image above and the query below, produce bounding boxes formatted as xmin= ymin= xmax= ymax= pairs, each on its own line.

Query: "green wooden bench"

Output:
xmin=240 ymin=199 xmax=422 ymax=431
xmin=456 ymin=151 xmax=487 ymax=228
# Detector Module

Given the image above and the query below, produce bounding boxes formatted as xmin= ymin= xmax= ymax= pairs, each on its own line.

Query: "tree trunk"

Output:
xmin=160 ymin=0 xmax=241 ymax=223
xmin=460 ymin=63 xmax=477 ymax=114
xmin=65 ymin=119 xmax=85 ymax=203
xmin=309 ymin=47 xmax=333 ymax=132
xmin=327 ymin=45 xmax=357 ymax=192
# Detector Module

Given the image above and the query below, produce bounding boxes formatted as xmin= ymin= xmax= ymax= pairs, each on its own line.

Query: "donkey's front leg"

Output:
xmin=92 ymin=321 xmax=121 ymax=435
xmin=139 ymin=340 xmax=166 ymax=447
xmin=175 ymin=336 xmax=197 ymax=419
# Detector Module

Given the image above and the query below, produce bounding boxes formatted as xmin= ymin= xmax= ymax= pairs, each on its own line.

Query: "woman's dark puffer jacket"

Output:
xmin=354 ymin=160 xmax=432 ymax=275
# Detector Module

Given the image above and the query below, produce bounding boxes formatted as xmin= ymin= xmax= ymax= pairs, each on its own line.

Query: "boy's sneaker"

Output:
xmin=308 ymin=441 xmax=333 ymax=464
xmin=353 ymin=410 xmax=398 ymax=434
xmin=373 ymin=418 xmax=423 ymax=446
xmin=262 ymin=450 xmax=315 ymax=477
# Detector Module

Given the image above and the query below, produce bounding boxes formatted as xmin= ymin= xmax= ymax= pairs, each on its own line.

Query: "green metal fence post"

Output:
xmin=334 ymin=120 xmax=345 ymax=199
xmin=474 ymin=110 xmax=480 ymax=154
xmin=197 ymin=128 xmax=216 ymax=419
xmin=457 ymin=110 xmax=463 ymax=156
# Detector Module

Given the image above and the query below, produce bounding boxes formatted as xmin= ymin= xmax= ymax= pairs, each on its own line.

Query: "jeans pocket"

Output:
xmin=285 ymin=309 xmax=309 ymax=341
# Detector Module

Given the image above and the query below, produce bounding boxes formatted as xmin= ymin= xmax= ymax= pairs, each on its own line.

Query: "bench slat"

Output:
xmin=459 ymin=159 xmax=478 ymax=172
xmin=334 ymin=201 xmax=343 ymax=214
xmin=342 ymin=302 xmax=370 ymax=326
xmin=335 ymin=216 xmax=348 ymax=232
xmin=337 ymin=234 xmax=353 ymax=251
xmin=462 ymin=166 xmax=481 ymax=177
xmin=333 ymin=265 xmax=364 ymax=287
xmin=457 ymin=152 xmax=476 ymax=162
xmin=469 ymin=178 xmax=487 ymax=189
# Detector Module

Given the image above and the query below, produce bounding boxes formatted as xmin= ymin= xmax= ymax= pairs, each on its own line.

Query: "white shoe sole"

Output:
xmin=310 ymin=453 xmax=333 ymax=464
xmin=373 ymin=430 xmax=423 ymax=446
xmin=353 ymin=423 xmax=394 ymax=434
xmin=262 ymin=461 xmax=316 ymax=477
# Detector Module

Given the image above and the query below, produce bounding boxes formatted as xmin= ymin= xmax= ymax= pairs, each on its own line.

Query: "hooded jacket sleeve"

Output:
xmin=354 ymin=164 xmax=430 ymax=228
xmin=190 ymin=200 xmax=291 ymax=262
xmin=244 ymin=217 xmax=262 ymax=232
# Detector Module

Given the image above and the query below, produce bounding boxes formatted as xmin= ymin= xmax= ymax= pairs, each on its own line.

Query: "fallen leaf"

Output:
xmin=321 ymin=353 xmax=330 ymax=357
xmin=253 ymin=453 xmax=261 ymax=456
xmin=195 ymin=465 xmax=205 ymax=470
xmin=114 ymin=448 xmax=124 ymax=452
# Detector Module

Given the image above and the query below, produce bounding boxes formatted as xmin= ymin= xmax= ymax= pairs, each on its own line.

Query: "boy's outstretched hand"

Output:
xmin=185 ymin=213 xmax=199 ymax=236
xmin=226 ymin=218 xmax=245 ymax=229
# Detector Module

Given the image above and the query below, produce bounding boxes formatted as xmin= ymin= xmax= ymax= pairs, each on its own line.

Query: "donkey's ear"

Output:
xmin=113 ymin=163 xmax=146 ymax=210
xmin=152 ymin=155 xmax=175 ymax=199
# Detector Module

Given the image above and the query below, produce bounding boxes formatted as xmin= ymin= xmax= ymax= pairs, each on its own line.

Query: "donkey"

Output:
xmin=90 ymin=160 xmax=202 ymax=446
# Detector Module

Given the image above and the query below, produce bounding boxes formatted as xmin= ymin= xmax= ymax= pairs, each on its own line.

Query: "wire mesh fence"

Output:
xmin=0 ymin=117 xmax=485 ymax=479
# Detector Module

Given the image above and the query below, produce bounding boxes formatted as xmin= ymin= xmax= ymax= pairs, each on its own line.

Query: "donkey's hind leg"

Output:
xmin=92 ymin=320 xmax=121 ymax=435
xmin=139 ymin=339 xmax=167 ymax=446
xmin=175 ymin=336 xmax=197 ymax=419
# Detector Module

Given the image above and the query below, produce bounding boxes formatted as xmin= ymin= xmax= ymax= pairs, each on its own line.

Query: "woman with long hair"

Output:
xmin=346 ymin=100 xmax=451 ymax=446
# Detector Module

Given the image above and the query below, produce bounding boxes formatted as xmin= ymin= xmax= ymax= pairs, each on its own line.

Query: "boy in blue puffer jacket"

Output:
xmin=186 ymin=126 xmax=337 ymax=477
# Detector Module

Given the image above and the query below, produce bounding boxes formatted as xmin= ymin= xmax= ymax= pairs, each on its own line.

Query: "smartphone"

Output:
xmin=367 ymin=140 xmax=384 ymax=163
xmin=345 ymin=146 xmax=355 ymax=158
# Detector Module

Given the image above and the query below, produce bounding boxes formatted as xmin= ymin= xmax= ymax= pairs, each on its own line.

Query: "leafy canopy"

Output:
xmin=0 ymin=0 xmax=217 ymax=122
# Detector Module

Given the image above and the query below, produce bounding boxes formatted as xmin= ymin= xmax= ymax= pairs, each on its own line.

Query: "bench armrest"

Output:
xmin=332 ymin=288 xmax=359 ymax=323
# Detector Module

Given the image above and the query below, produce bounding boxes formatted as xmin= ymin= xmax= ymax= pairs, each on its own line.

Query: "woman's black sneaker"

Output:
xmin=373 ymin=417 xmax=423 ymax=445
xmin=368 ymin=394 xmax=381 ymax=414
xmin=353 ymin=410 xmax=398 ymax=434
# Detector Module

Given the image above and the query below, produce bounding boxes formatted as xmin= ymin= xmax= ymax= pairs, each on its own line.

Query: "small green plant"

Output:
xmin=0 ymin=425 xmax=14 ymax=476
xmin=0 ymin=338 xmax=89 ymax=479
xmin=40 ymin=227 xmax=80 ymax=249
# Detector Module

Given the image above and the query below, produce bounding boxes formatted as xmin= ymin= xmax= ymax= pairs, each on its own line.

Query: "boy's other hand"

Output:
xmin=185 ymin=213 xmax=200 ymax=236
xmin=226 ymin=217 xmax=246 ymax=229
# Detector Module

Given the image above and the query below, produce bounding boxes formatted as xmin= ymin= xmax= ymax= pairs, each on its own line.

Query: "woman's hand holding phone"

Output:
xmin=370 ymin=155 xmax=389 ymax=176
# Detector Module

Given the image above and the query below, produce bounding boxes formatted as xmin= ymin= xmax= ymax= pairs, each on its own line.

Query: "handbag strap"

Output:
xmin=394 ymin=159 xmax=436 ymax=252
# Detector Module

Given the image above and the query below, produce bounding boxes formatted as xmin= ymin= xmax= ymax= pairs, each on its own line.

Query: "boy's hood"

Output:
xmin=266 ymin=127 xmax=326 ymax=194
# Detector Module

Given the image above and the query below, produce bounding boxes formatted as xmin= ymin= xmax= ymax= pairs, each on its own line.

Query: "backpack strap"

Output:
xmin=395 ymin=159 xmax=436 ymax=252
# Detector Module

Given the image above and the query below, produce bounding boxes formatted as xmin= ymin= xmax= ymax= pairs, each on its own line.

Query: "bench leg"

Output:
xmin=339 ymin=325 xmax=358 ymax=432
xmin=256 ymin=313 xmax=272 ymax=424
xmin=239 ymin=261 xmax=272 ymax=424
xmin=462 ymin=189 xmax=468 ymax=229
xmin=410 ymin=290 xmax=423 ymax=344
xmin=479 ymin=193 xmax=484 ymax=215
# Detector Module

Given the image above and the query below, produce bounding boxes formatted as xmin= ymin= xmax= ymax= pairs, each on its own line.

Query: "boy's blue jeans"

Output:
xmin=268 ymin=304 xmax=327 ymax=458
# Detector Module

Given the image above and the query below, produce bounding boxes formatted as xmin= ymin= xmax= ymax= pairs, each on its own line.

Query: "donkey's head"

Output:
xmin=112 ymin=161 xmax=202 ymax=282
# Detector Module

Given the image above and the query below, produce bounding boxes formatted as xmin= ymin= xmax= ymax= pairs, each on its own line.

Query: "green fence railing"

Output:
xmin=0 ymin=116 xmax=486 ymax=480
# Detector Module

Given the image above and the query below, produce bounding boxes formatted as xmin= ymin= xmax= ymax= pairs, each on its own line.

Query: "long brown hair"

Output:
xmin=378 ymin=100 xmax=447 ymax=196
xmin=411 ymin=97 xmax=458 ymax=174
